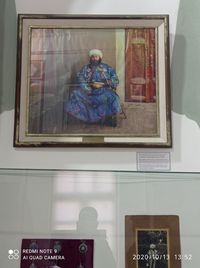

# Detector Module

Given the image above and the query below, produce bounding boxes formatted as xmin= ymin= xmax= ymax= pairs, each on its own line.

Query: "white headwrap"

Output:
xmin=89 ymin=49 xmax=103 ymax=59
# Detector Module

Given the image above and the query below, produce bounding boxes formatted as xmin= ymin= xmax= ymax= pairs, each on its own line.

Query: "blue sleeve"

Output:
xmin=103 ymin=64 xmax=119 ymax=89
xmin=109 ymin=66 xmax=119 ymax=88
xmin=77 ymin=65 xmax=91 ymax=92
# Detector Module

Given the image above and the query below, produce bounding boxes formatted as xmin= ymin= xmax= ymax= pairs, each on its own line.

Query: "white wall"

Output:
xmin=1 ymin=4 xmax=200 ymax=268
xmin=1 ymin=0 xmax=200 ymax=172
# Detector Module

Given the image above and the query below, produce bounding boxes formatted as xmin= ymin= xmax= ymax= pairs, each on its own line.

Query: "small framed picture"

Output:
xmin=14 ymin=14 xmax=172 ymax=147
xmin=125 ymin=215 xmax=181 ymax=268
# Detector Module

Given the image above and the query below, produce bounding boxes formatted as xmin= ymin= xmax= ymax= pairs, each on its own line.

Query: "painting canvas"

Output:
xmin=14 ymin=15 xmax=171 ymax=147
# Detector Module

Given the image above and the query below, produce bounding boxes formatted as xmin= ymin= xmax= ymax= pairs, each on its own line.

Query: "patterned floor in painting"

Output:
xmin=63 ymin=103 xmax=158 ymax=136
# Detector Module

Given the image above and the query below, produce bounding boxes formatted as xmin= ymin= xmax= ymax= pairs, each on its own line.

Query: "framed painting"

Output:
xmin=14 ymin=14 xmax=172 ymax=147
xmin=125 ymin=215 xmax=181 ymax=268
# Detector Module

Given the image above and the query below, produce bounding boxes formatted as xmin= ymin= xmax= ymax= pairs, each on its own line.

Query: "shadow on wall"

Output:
xmin=76 ymin=207 xmax=116 ymax=268
xmin=0 ymin=0 xmax=17 ymax=113
xmin=0 ymin=0 xmax=5 ymax=112
xmin=171 ymin=34 xmax=185 ymax=116
xmin=171 ymin=0 xmax=200 ymax=127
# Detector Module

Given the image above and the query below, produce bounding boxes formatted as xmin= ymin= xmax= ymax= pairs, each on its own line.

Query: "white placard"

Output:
xmin=137 ymin=152 xmax=171 ymax=171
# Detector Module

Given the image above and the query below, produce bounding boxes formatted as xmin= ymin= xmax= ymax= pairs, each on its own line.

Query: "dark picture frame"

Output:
xmin=14 ymin=14 xmax=172 ymax=147
xmin=125 ymin=215 xmax=181 ymax=268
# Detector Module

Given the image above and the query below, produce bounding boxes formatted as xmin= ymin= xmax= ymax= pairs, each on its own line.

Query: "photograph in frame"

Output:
xmin=125 ymin=215 xmax=181 ymax=268
xmin=14 ymin=15 xmax=171 ymax=147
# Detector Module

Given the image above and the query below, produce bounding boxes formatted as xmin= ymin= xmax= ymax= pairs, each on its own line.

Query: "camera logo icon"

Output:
xmin=8 ymin=249 xmax=20 ymax=260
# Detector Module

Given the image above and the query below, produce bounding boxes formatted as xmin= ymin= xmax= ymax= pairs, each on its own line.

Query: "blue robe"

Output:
xmin=65 ymin=62 xmax=121 ymax=123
